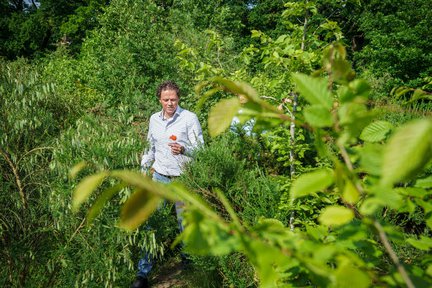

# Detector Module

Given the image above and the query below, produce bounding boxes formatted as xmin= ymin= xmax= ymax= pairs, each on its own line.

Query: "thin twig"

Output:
xmin=373 ymin=221 xmax=415 ymax=288
xmin=0 ymin=148 xmax=27 ymax=209
xmin=337 ymin=143 xmax=414 ymax=288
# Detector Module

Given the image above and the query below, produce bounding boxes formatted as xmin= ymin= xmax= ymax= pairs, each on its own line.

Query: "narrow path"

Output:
xmin=150 ymin=257 xmax=189 ymax=288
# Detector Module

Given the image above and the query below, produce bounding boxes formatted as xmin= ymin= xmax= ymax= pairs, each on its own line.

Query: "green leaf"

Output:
xmin=292 ymin=73 xmax=333 ymax=109
xmin=119 ymin=188 xmax=162 ymax=231
xmin=319 ymin=206 xmax=354 ymax=226
xmin=335 ymin=265 xmax=370 ymax=288
xmin=342 ymin=180 xmax=359 ymax=204
xmin=180 ymin=209 xmax=238 ymax=256
xmin=426 ymin=264 xmax=432 ymax=277
xmin=358 ymin=143 xmax=384 ymax=175
xmin=208 ymin=97 xmax=240 ymax=137
xmin=409 ymin=89 xmax=430 ymax=102
xmin=373 ymin=186 xmax=404 ymax=210
xmin=348 ymin=79 xmax=371 ymax=99
xmin=304 ymin=105 xmax=333 ymax=127
xmin=359 ymin=198 xmax=385 ymax=216
xmin=69 ymin=161 xmax=87 ymax=179
xmin=248 ymin=240 xmax=286 ymax=287
xmin=381 ymin=119 xmax=432 ymax=187
xmin=426 ymin=216 xmax=432 ymax=230
xmin=407 ymin=236 xmax=432 ymax=251
xmin=416 ymin=199 xmax=432 ymax=214
xmin=86 ymin=182 xmax=126 ymax=224
xmin=111 ymin=170 xmax=177 ymax=200
xmin=290 ymin=168 xmax=334 ymax=199
xmin=360 ymin=121 xmax=393 ymax=142
xmin=72 ymin=171 xmax=109 ymax=212
xmin=415 ymin=176 xmax=432 ymax=188
xmin=211 ymin=77 xmax=259 ymax=102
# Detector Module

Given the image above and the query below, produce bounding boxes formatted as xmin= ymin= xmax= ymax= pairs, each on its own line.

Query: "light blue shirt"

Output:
xmin=140 ymin=106 xmax=204 ymax=176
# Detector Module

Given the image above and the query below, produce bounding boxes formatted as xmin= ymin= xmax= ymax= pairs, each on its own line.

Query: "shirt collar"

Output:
xmin=158 ymin=106 xmax=183 ymax=120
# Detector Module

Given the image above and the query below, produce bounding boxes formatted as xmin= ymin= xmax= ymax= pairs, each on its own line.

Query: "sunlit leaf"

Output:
xmin=304 ymin=105 xmax=333 ymax=127
xmin=348 ymin=79 xmax=371 ymax=99
xmin=291 ymin=168 xmax=334 ymax=199
xmin=69 ymin=161 xmax=87 ymax=179
xmin=415 ymin=176 xmax=432 ymax=188
xmin=292 ymin=73 xmax=333 ymax=109
xmin=359 ymin=198 xmax=385 ymax=216
xmin=72 ymin=172 xmax=109 ymax=212
xmin=342 ymin=180 xmax=359 ymax=204
xmin=409 ymin=89 xmax=430 ymax=102
xmin=319 ymin=206 xmax=354 ymax=226
xmin=119 ymin=188 xmax=162 ymax=231
xmin=335 ymin=264 xmax=370 ymax=288
xmin=407 ymin=236 xmax=432 ymax=251
xmin=426 ymin=216 xmax=432 ymax=230
xmin=87 ymin=182 xmax=126 ymax=224
xmin=372 ymin=186 xmax=404 ymax=210
xmin=360 ymin=121 xmax=393 ymax=142
xmin=180 ymin=209 xmax=238 ymax=256
xmin=381 ymin=119 xmax=432 ymax=187
xmin=426 ymin=264 xmax=432 ymax=277
xmin=358 ymin=143 xmax=383 ymax=175
xmin=211 ymin=77 xmax=259 ymax=101
xmin=208 ymin=97 xmax=240 ymax=137
xmin=111 ymin=170 xmax=177 ymax=201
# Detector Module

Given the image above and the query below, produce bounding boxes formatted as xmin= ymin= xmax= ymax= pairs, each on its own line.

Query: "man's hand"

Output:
xmin=168 ymin=142 xmax=184 ymax=155
xmin=144 ymin=167 xmax=155 ymax=177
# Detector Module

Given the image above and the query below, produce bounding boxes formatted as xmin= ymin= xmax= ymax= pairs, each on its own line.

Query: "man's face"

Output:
xmin=159 ymin=89 xmax=179 ymax=118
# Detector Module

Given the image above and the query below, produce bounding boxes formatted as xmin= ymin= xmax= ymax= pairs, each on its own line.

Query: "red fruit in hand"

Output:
xmin=169 ymin=135 xmax=177 ymax=141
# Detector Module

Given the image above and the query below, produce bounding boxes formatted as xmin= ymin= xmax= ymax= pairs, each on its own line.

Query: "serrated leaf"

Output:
xmin=208 ymin=97 xmax=240 ymax=137
xmin=360 ymin=121 xmax=393 ymax=142
xmin=119 ymin=188 xmax=162 ymax=231
xmin=304 ymin=105 xmax=333 ymax=127
xmin=292 ymin=73 xmax=333 ymax=109
xmin=290 ymin=168 xmax=334 ymax=199
xmin=319 ymin=206 xmax=354 ymax=226
xmin=381 ymin=119 xmax=432 ymax=187
xmin=72 ymin=172 xmax=109 ymax=212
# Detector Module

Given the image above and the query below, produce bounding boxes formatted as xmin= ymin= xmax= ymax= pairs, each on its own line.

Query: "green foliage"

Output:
xmin=354 ymin=0 xmax=432 ymax=83
xmin=73 ymin=44 xmax=432 ymax=287
xmin=3 ymin=0 xmax=432 ymax=287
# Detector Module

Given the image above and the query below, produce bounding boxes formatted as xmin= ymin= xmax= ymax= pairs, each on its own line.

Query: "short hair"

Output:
xmin=156 ymin=80 xmax=180 ymax=99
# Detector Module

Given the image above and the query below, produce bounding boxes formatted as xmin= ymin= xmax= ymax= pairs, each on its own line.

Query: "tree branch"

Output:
xmin=0 ymin=148 xmax=27 ymax=209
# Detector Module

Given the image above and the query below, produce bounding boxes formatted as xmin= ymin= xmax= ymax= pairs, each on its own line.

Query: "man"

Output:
xmin=131 ymin=80 xmax=204 ymax=288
